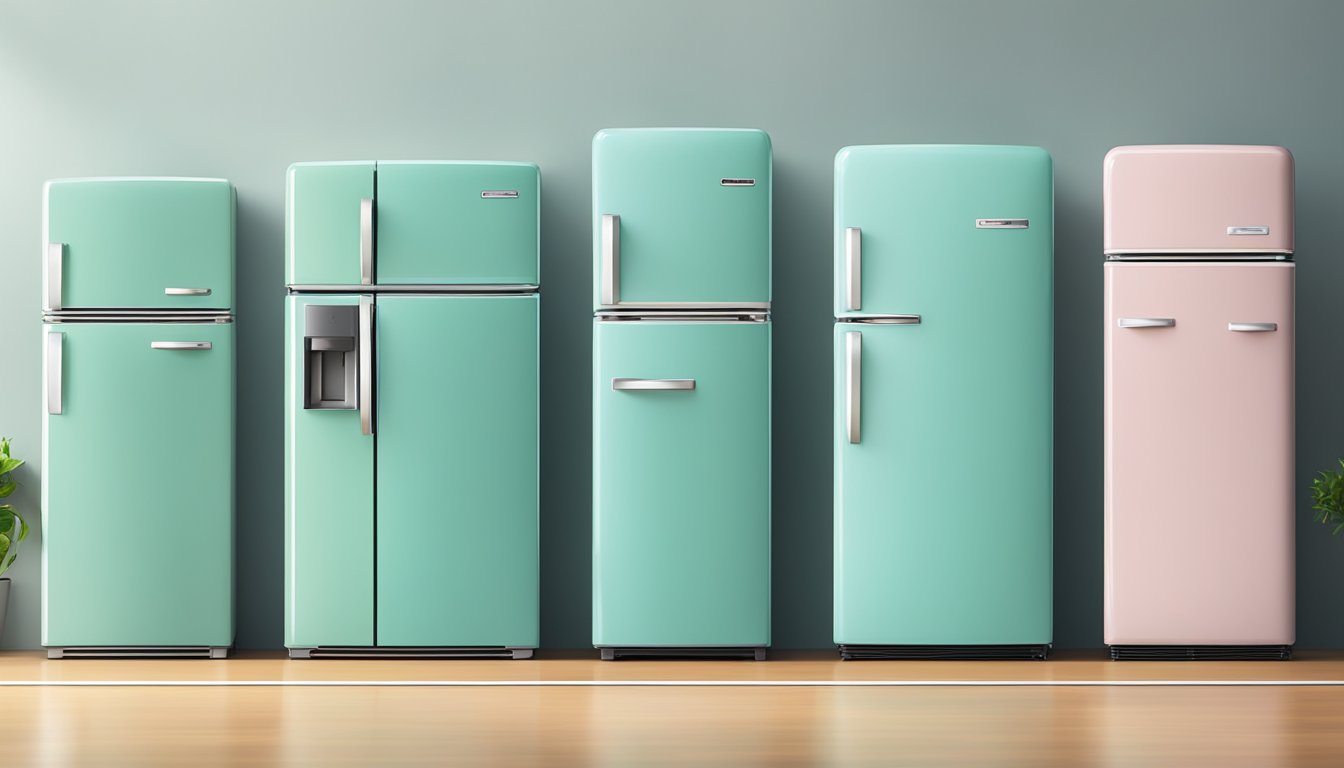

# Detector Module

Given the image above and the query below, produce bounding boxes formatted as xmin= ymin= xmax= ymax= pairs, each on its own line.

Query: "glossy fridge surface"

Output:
xmin=376 ymin=162 xmax=539 ymax=285
xmin=593 ymin=320 xmax=771 ymax=647
xmin=285 ymin=294 xmax=374 ymax=648
xmin=834 ymin=145 xmax=1052 ymax=319
xmin=1104 ymin=262 xmax=1294 ymax=645
xmin=1104 ymin=145 xmax=1294 ymax=255
xmin=44 ymin=178 xmax=234 ymax=310
xmin=286 ymin=162 xmax=375 ymax=286
xmin=43 ymin=322 xmax=234 ymax=646
xmin=592 ymin=128 xmax=771 ymax=308
xmin=375 ymin=295 xmax=539 ymax=647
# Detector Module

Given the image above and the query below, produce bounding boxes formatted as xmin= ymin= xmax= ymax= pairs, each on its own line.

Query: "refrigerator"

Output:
xmin=833 ymin=145 xmax=1054 ymax=660
xmin=1103 ymin=145 xmax=1294 ymax=660
xmin=285 ymin=161 xmax=539 ymax=659
xmin=41 ymin=177 xmax=236 ymax=658
xmin=591 ymin=128 xmax=772 ymax=660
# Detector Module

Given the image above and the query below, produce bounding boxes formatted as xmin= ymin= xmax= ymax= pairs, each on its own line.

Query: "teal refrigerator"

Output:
xmin=592 ymin=128 xmax=772 ymax=660
xmin=833 ymin=145 xmax=1053 ymax=660
xmin=42 ymin=177 xmax=236 ymax=658
xmin=285 ymin=162 xmax=539 ymax=658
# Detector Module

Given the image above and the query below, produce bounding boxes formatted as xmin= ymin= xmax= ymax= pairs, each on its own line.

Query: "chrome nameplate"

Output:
xmin=1227 ymin=226 xmax=1269 ymax=235
xmin=481 ymin=190 xmax=519 ymax=199
xmin=720 ymin=178 xmax=756 ymax=186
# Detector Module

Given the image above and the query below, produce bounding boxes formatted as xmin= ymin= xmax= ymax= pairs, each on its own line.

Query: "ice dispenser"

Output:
xmin=304 ymin=305 xmax=358 ymax=410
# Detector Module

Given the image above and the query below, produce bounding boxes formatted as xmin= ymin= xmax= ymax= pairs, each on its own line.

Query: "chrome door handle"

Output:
xmin=359 ymin=296 xmax=375 ymax=435
xmin=844 ymin=227 xmax=861 ymax=312
xmin=846 ymin=331 xmax=861 ymax=444
xmin=359 ymin=197 xmax=374 ymax=286
xmin=601 ymin=214 xmax=620 ymax=306
xmin=150 ymin=341 xmax=213 ymax=350
xmin=47 ymin=243 xmax=64 ymax=311
xmin=47 ymin=332 xmax=63 ymax=415
xmin=164 ymin=287 xmax=212 ymax=296
xmin=1118 ymin=317 xmax=1175 ymax=328
xmin=611 ymin=378 xmax=695 ymax=391
xmin=1228 ymin=322 xmax=1278 ymax=332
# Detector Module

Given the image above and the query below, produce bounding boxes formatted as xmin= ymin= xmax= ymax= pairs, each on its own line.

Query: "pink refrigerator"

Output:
xmin=1103 ymin=145 xmax=1294 ymax=660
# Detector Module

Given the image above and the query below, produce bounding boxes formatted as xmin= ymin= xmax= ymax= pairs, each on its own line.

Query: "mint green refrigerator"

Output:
xmin=592 ymin=129 xmax=772 ymax=660
xmin=42 ymin=177 xmax=236 ymax=658
xmin=285 ymin=162 xmax=539 ymax=658
xmin=833 ymin=145 xmax=1053 ymax=659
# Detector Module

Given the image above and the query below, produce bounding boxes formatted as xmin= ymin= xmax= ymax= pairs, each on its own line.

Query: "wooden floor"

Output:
xmin=2 ymin=651 xmax=1343 ymax=766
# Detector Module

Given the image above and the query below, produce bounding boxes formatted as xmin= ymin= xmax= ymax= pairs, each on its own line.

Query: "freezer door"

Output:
xmin=1103 ymin=145 xmax=1293 ymax=255
xmin=593 ymin=321 xmax=771 ymax=647
xmin=833 ymin=280 xmax=1052 ymax=643
xmin=285 ymin=294 xmax=374 ymax=648
xmin=834 ymin=145 xmax=1052 ymax=318
xmin=286 ymin=162 xmax=376 ymax=286
xmin=44 ymin=178 xmax=234 ymax=311
xmin=376 ymin=162 xmax=539 ymax=285
xmin=592 ymin=128 xmax=771 ymax=308
xmin=375 ymin=295 xmax=539 ymax=647
xmin=1104 ymin=262 xmax=1294 ymax=645
xmin=42 ymin=322 xmax=234 ymax=646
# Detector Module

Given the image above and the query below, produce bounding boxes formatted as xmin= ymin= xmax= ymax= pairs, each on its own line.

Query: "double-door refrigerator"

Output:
xmin=42 ymin=177 xmax=236 ymax=658
xmin=833 ymin=145 xmax=1053 ymax=660
xmin=1104 ymin=145 xmax=1294 ymax=660
xmin=285 ymin=161 xmax=539 ymax=658
xmin=591 ymin=128 xmax=772 ymax=660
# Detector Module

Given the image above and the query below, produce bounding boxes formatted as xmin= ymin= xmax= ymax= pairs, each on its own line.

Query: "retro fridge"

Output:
xmin=833 ymin=145 xmax=1054 ymax=660
xmin=42 ymin=177 xmax=236 ymax=658
xmin=591 ymin=128 xmax=772 ymax=660
xmin=285 ymin=161 xmax=539 ymax=658
xmin=1104 ymin=145 xmax=1294 ymax=660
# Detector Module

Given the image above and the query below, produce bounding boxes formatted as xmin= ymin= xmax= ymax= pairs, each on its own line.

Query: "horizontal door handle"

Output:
xmin=164 ymin=287 xmax=212 ymax=296
xmin=1228 ymin=322 xmax=1278 ymax=332
xmin=150 ymin=341 xmax=213 ymax=350
xmin=1118 ymin=317 xmax=1175 ymax=328
xmin=612 ymin=378 xmax=696 ymax=391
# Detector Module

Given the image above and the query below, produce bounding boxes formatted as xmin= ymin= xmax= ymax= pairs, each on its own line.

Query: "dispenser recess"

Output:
xmin=304 ymin=305 xmax=358 ymax=410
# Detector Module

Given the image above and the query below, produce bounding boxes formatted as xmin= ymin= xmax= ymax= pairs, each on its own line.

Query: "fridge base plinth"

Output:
xmin=288 ymin=647 xmax=534 ymax=660
xmin=46 ymin=646 xmax=231 ymax=659
xmin=838 ymin=644 xmax=1050 ymax=661
xmin=597 ymin=646 xmax=768 ymax=661
xmin=1108 ymin=645 xmax=1292 ymax=661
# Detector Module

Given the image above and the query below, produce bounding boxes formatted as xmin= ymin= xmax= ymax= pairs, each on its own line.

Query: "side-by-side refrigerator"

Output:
xmin=42 ymin=177 xmax=236 ymax=658
xmin=285 ymin=161 xmax=539 ymax=658
xmin=1104 ymin=145 xmax=1294 ymax=660
xmin=592 ymin=128 xmax=772 ymax=660
xmin=833 ymin=145 xmax=1054 ymax=660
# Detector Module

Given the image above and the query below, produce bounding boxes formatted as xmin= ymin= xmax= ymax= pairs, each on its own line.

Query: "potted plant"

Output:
xmin=1310 ymin=458 xmax=1344 ymax=536
xmin=0 ymin=437 xmax=29 ymax=640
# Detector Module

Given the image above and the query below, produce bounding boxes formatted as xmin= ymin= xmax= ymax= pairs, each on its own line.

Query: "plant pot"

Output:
xmin=0 ymin=578 xmax=8 ymax=640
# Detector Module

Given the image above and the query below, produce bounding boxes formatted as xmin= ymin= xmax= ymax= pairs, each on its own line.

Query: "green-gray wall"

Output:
xmin=2 ymin=0 xmax=1342 ymax=651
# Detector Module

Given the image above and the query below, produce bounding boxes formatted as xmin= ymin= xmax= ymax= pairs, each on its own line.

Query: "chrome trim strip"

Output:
xmin=288 ymin=284 xmax=539 ymax=295
xmin=596 ymin=310 xmax=768 ymax=323
xmin=43 ymin=313 xmax=233 ymax=324
xmin=1105 ymin=252 xmax=1291 ymax=260
xmin=844 ymin=227 xmax=861 ymax=312
xmin=1229 ymin=322 xmax=1278 ymax=332
xmin=47 ymin=332 xmax=63 ymax=415
xmin=359 ymin=197 xmax=374 ymax=285
xmin=596 ymin=301 xmax=770 ymax=310
xmin=612 ymin=378 xmax=696 ymax=391
xmin=601 ymin=214 xmax=620 ymax=306
xmin=846 ymin=331 xmax=860 ymax=444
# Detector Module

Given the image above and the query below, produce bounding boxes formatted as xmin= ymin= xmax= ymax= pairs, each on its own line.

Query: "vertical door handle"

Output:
xmin=1117 ymin=317 xmax=1175 ymax=328
xmin=1228 ymin=322 xmax=1278 ymax=332
xmin=47 ymin=332 xmax=63 ymax=415
xmin=844 ymin=227 xmax=861 ymax=312
xmin=47 ymin=243 xmax=64 ymax=311
xmin=846 ymin=331 xmax=861 ymax=444
xmin=359 ymin=296 xmax=375 ymax=435
xmin=359 ymin=198 xmax=374 ymax=286
xmin=601 ymin=214 xmax=620 ymax=306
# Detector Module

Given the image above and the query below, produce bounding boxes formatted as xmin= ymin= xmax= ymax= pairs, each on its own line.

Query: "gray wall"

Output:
xmin=2 ymin=0 xmax=1342 ymax=651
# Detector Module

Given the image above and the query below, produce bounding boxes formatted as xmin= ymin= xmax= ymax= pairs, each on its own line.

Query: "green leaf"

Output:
xmin=0 ymin=480 xmax=16 ymax=499
xmin=0 ymin=457 xmax=22 ymax=475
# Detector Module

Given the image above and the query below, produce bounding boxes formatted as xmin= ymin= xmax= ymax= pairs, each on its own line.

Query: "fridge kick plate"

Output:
xmin=289 ymin=647 xmax=534 ymax=660
xmin=596 ymin=646 xmax=768 ymax=661
xmin=838 ymin=645 xmax=1050 ymax=661
xmin=1108 ymin=645 xmax=1292 ymax=661
xmin=47 ymin=646 xmax=230 ymax=659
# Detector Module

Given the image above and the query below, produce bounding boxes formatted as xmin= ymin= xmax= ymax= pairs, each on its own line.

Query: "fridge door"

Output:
xmin=375 ymin=294 xmax=539 ymax=647
xmin=593 ymin=320 xmax=771 ymax=647
xmin=1104 ymin=145 xmax=1293 ymax=256
xmin=833 ymin=258 xmax=1053 ymax=644
xmin=592 ymin=129 xmax=771 ymax=309
xmin=834 ymin=145 xmax=1052 ymax=318
xmin=285 ymin=294 xmax=375 ymax=648
xmin=375 ymin=163 xmax=540 ymax=285
xmin=42 ymin=321 xmax=234 ymax=646
xmin=286 ymin=162 xmax=376 ymax=286
xmin=44 ymin=178 xmax=234 ymax=311
xmin=1104 ymin=262 xmax=1294 ymax=645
